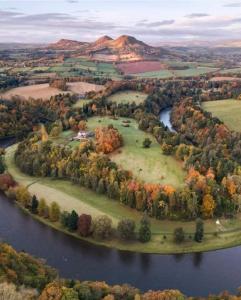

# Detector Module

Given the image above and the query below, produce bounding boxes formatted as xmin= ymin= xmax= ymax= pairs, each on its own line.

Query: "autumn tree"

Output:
xmin=15 ymin=186 xmax=31 ymax=208
xmin=49 ymin=201 xmax=61 ymax=222
xmin=93 ymin=215 xmax=112 ymax=239
xmin=202 ymin=194 xmax=216 ymax=218
xmin=78 ymin=214 xmax=92 ymax=237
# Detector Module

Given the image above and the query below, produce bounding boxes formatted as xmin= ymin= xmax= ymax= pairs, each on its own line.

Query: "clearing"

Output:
xmin=202 ymin=99 xmax=241 ymax=132
xmin=86 ymin=116 xmax=186 ymax=187
xmin=107 ymin=90 xmax=147 ymax=105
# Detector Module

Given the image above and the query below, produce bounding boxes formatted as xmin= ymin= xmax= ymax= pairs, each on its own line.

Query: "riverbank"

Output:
xmin=4 ymin=143 xmax=241 ymax=254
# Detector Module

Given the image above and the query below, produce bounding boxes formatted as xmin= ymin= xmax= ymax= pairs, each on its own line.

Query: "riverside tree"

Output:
xmin=139 ymin=212 xmax=151 ymax=243
xmin=117 ymin=218 xmax=136 ymax=240
xmin=194 ymin=218 xmax=204 ymax=242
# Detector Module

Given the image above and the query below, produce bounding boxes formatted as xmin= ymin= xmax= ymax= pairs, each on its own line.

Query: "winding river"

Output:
xmin=1 ymin=111 xmax=241 ymax=296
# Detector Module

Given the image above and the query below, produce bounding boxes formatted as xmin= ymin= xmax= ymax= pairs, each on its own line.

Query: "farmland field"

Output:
xmin=107 ymin=90 xmax=147 ymax=104
xmin=202 ymin=99 xmax=241 ymax=132
xmin=86 ymin=116 xmax=186 ymax=186
xmin=117 ymin=61 xmax=166 ymax=74
xmin=1 ymin=82 xmax=104 ymax=100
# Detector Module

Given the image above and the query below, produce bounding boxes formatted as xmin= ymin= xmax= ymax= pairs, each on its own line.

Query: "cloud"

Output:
xmin=223 ymin=2 xmax=241 ymax=7
xmin=137 ymin=20 xmax=175 ymax=27
xmin=66 ymin=0 xmax=79 ymax=3
xmin=185 ymin=13 xmax=210 ymax=18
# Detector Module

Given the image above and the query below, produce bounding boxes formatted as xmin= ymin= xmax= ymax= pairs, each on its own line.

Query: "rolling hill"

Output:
xmin=48 ymin=35 xmax=174 ymax=61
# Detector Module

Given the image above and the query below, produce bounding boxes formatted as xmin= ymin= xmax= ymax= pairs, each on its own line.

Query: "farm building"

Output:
xmin=73 ymin=131 xmax=94 ymax=140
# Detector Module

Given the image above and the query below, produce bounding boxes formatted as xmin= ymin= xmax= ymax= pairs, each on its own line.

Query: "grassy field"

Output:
xmin=202 ymin=99 xmax=241 ymax=132
xmin=133 ymin=66 xmax=218 ymax=79
xmin=5 ymin=144 xmax=241 ymax=254
xmin=107 ymin=90 xmax=147 ymax=105
xmin=86 ymin=116 xmax=186 ymax=186
xmin=1 ymin=82 xmax=104 ymax=100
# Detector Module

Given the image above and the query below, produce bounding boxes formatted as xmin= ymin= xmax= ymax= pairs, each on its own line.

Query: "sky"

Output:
xmin=0 ymin=0 xmax=241 ymax=44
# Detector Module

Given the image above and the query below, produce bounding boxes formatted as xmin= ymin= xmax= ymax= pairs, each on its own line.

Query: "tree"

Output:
xmin=202 ymin=194 xmax=216 ymax=218
xmin=93 ymin=215 xmax=112 ymax=239
xmin=139 ymin=212 xmax=151 ymax=243
xmin=38 ymin=198 xmax=47 ymax=217
xmin=49 ymin=201 xmax=60 ymax=222
xmin=67 ymin=210 xmax=79 ymax=231
xmin=142 ymin=138 xmax=152 ymax=148
xmin=117 ymin=218 xmax=136 ymax=240
xmin=174 ymin=227 xmax=185 ymax=244
xmin=0 ymin=155 xmax=5 ymax=174
xmin=60 ymin=211 xmax=70 ymax=227
xmin=15 ymin=186 xmax=31 ymax=208
xmin=30 ymin=195 xmax=39 ymax=214
xmin=78 ymin=214 xmax=92 ymax=237
xmin=194 ymin=218 xmax=204 ymax=242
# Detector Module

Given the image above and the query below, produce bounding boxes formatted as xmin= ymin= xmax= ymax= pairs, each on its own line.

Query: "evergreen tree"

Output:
xmin=194 ymin=218 xmax=204 ymax=242
xmin=67 ymin=210 xmax=79 ymax=231
xmin=30 ymin=195 xmax=39 ymax=214
xmin=139 ymin=212 xmax=151 ymax=243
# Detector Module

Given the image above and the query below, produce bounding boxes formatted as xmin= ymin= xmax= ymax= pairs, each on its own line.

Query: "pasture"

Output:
xmin=86 ymin=116 xmax=186 ymax=187
xmin=107 ymin=90 xmax=147 ymax=105
xmin=202 ymin=99 xmax=241 ymax=132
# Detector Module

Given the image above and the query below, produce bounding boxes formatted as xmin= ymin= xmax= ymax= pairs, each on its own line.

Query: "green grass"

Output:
xmin=219 ymin=67 xmax=241 ymax=74
xmin=87 ymin=117 xmax=186 ymax=187
xmin=134 ymin=69 xmax=174 ymax=79
xmin=107 ymin=91 xmax=147 ymax=105
xmin=174 ymin=67 xmax=218 ymax=77
xmin=73 ymin=99 xmax=93 ymax=108
xmin=5 ymin=144 xmax=241 ymax=254
xmin=133 ymin=66 xmax=218 ymax=79
xmin=202 ymin=99 xmax=241 ymax=132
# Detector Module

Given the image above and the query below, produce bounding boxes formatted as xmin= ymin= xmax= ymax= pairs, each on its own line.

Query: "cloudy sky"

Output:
xmin=0 ymin=0 xmax=241 ymax=44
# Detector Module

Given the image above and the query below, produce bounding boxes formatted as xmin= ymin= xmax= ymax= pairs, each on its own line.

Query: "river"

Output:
xmin=1 ymin=121 xmax=241 ymax=297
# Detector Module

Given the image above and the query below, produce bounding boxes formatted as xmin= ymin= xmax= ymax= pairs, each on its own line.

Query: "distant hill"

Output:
xmin=48 ymin=39 xmax=89 ymax=50
xmin=48 ymin=35 xmax=173 ymax=61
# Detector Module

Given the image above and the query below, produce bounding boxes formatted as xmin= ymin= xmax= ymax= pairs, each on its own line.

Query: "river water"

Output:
xmin=1 ymin=116 xmax=241 ymax=296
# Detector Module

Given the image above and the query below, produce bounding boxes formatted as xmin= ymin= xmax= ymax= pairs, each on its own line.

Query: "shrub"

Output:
xmin=142 ymin=138 xmax=152 ymax=148
xmin=93 ymin=215 xmax=112 ymax=239
xmin=174 ymin=227 xmax=185 ymax=244
xmin=117 ymin=218 xmax=136 ymax=240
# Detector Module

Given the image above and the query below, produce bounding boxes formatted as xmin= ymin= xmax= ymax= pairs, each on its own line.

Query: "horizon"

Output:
xmin=1 ymin=0 xmax=241 ymax=44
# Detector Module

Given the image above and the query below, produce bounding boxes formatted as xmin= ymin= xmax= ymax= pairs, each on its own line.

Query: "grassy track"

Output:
xmin=203 ymin=99 xmax=241 ymax=132
xmin=87 ymin=117 xmax=186 ymax=186
xmin=5 ymin=144 xmax=241 ymax=253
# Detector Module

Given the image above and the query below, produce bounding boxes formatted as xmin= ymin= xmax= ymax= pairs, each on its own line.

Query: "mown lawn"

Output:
xmin=87 ymin=116 xmax=186 ymax=187
xmin=107 ymin=90 xmax=147 ymax=105
xmin=202 ymin=99 xmax=241 ymax=132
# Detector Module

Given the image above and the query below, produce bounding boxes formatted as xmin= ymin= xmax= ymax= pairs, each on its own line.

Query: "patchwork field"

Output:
xmin=202 ymin=99 xmax=241 ymax=132
xmin=1 ymin=82 xmax=104 ymax=100
xmin=107 ymin=90 xmax=147 ymax=105
xmin=1 ymin=83 xmax=68 ymax=100
xmin=86 ymin=117 xmax=186 ymax=187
